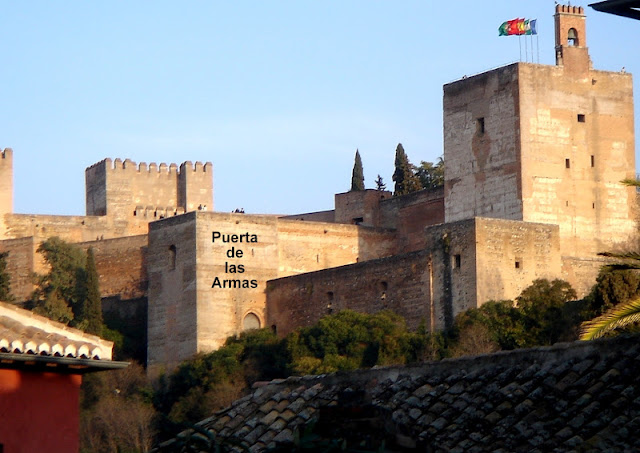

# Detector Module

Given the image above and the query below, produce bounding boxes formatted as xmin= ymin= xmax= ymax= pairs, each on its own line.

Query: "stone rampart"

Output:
xmin=267 ymin=250 xmax=432 ymax=336
xmin=0 ymin=236 xmax=35 ymax=301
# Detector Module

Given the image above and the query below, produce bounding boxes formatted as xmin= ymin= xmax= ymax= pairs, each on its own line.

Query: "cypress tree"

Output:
xmin=78 ymin=248 xmax=103 ymax=335
xmin=392 ymin=143 xmax=420 ymax=196
xmin=350 ymin=149 xmax=365 ymax=191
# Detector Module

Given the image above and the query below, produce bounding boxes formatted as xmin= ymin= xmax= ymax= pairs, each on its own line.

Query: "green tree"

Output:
xmin=581 ymin=251 xmax=640 ymax=339
xmin=75 ymin=248 xmax=103 ymax=335
xmin=351 ymin=149 xmax=364 ymax=191
xmin=415 ymin=157 xmax=444 ymax=190
xmin=350 ymin=149 xmax=365 ymax=191
xmin=374 ymin=174 xmax=386 ymax=191
xmin=31 ymin=237 xmax=87 ymax=323
xmin=0 ymin=251 xmax=14 ymax=302
xmin=392 ymin=143 xmax=421 ymax=196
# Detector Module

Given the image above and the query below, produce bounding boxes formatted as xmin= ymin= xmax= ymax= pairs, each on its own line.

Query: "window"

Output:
xmin=591 ymin=155 xmax=595 ymax=167
xmin=169 ymin=245 xmax=177 ymax=270
xmin=453 ymin=254 xmax=461 ymax=269
xmin=565 ymin=158 xmax=571 ymax=169
xmin=476 ymin=117 xmax=485 ymax=135
xmin=568 ymin=28 xmax=579 ymax=46
xmin=352 ymin=217 xmax=363 ymax=225
xmin=578 ymin=114 xmax=586 ymax=123
xmin=515 ymin=259 xmax=522 ymax=269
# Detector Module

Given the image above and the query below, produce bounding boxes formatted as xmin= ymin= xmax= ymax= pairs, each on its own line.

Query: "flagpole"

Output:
xmin=519 ymin=35 xmax=522 ymax=61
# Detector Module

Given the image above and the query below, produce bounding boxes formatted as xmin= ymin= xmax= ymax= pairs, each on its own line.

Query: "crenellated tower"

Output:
xmin=85 ymin=158 xmax=213 ymax=219
xmin=554 ymin=5 xmax=591 ymax=75
xmin=0 ymin=148 xmax=13 ymax=215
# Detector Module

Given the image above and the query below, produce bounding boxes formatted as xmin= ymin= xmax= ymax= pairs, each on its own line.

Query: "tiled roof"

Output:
xmin=158 ymin=334 xmax=640 ymax=452
xmin=0 ymin=301 xmax=126 ymax=372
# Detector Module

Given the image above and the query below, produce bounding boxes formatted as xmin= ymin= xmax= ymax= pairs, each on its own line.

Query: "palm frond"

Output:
xmin=598 ymin=251 xmax=640 ymax=260
xmin=580 ymin=297 xmax=640 ymax=340
xmin=621 ymin=178 xmax=640 ymax=187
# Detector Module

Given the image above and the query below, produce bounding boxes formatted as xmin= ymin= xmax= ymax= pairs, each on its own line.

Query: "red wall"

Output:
xmin=0 ymin=369 xmax=82 ymax=453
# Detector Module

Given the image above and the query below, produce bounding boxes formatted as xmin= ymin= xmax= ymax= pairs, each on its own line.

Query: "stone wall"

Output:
xmin=267 ymin=250 xmax=432 ymax=336
xmin=77 ymin=235 xmax=148 ymax=301
xmin=0 ymin=236 xmax=35 ymax=302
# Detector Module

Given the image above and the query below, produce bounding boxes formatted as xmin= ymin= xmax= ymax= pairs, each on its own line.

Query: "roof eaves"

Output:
xmin=0 ymin=352 xmax=129 ymax=374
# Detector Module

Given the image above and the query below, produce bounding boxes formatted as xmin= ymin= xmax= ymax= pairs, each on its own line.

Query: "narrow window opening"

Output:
xmin=566 ymin=201 xmax=569 ymax=207
xmin=169 ymin=245 xmax=177 ymax=270
xmin=453 ymin=254 xmax=461 ymax=269
xmin=133 ymin=210 xmax=137 ymax=216
xmin=327 ymin=291 xmax=334 ymax=301
xmin=271 ymin=324 xmax=277 ymax=335
xmin=565 ymin=158 xmax=571 ymax=169
xmin=476 ymin=117 xmax=485 ymax=135
xmin=352 ymin=217 xmax=363 ymax=225
xmin=591 ymin=155 xmax=595 ymax=167
xmin=316 ymin=254 xmax=319 ymax=263
xmin=578 ymin=114 xmax=586 ymax=123
xmin=592 ymin=202 xmax=596 ymax=209
xmin=515 ymin=261 xmax=521 ymax=269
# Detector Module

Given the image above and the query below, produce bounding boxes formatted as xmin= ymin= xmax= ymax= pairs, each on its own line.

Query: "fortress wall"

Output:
xmin=0 ymin=148 xmax=13 ymax=215
xmin=266 ymin=250 xmax=432 ymax=337
xmin=276 ymin=220 xmax=397 ymax=277
xmin=444 ymin=64 xmax=523 ymax=223
xmin=518 ymin=64 xmax=637 ymax=256
xmin=0 ymin=237 xmax=35 ymax=302
xmin=1 ymin=213 xmax=149 ymax=242
xmin=280 ymin=210 xmax=335 ymax=223
xmin=76 ymin=235 xmax=148 ymax=300
xmin=379 ymin=187 xmax=445 ymax=252
xmin=473 ymin=218 xmax=562 ymax=302
xmin=334 ymin=190 xmax=392 ymax=226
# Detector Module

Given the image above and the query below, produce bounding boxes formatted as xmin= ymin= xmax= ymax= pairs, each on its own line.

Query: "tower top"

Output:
xmin=554 ymin=4 xmax=591 ymax=74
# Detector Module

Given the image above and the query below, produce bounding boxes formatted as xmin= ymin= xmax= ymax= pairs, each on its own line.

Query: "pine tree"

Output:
xmin=375 ymin=174 xmax=386 ymax=191
xmin=77 ymin=248 xmax=103 ymax=335
xmin=350 ymin=149 xmax=365 ymax=191
xmin=392 ymin=143 xmax=421 ymax=196
xmin=0 ymin=251 xmax=14 ymax=302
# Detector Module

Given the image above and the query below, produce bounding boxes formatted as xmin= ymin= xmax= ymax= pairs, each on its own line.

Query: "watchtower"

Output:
xmin=554 ymin=5 xmax=591 ymax=75
xmin=0 ymin=149 xmax=13 ymax=214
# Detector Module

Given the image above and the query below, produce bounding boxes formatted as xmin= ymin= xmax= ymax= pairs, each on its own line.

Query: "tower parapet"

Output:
xmin=85 ymin=158 xmax=213 ymax=218
xmin=0 ymin=148 xmax=13 ymax=214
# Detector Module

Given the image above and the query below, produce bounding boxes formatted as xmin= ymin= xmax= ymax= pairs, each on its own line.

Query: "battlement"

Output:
xmin=88 ymin=158 xmax=212 ymax=175
xmin=1 ymin=148 xmax=13 ymax=162
xmin=555 ymin=4 xmax=585 ymax=15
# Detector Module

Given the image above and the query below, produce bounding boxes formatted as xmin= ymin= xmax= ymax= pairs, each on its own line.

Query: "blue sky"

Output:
xmin=1 ymin=2 xmax=637 ymax=216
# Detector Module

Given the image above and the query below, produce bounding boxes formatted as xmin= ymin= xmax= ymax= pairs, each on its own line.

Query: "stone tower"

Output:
xmin=85 ymin=158 xmax=213 ymax=220
xmin=443 ymin=4 xmax=636 ymax=291
xmin=0 ymin=148 xmax=13 ymax=215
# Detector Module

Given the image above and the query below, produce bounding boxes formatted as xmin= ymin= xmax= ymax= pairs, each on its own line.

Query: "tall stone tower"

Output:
xmin=0 ymin=148 xmax=13 ymax=215
xmin=85 ymin=158 xmax=213 ymax=220
xmin=443 ymin=4 xmax=636 ymax=281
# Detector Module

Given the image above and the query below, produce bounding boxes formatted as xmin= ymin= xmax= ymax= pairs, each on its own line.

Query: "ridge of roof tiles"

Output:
xmin=157 ymin=334 xmax=640 ymax=452
xmin=0 ymin=301 xmax=113 ymax=360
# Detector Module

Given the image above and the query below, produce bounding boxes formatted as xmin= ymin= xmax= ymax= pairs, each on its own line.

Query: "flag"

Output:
xmin=498 ymin=18 xmax=537 ymax=36
xmin=525 ymin=19 xmax=538 ymax=35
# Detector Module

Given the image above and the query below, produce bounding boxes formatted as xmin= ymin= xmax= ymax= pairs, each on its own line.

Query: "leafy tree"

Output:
xmin=581 ymin=251 xmax=640 ymax=340
xmin=286 ymin=310 xmax=413 ymax=375
xmin=374 ymin=174 xmax=386 ymax=191
xmin=350 ymin=149 xmax=365 ymax=191
xmin=74 ymin=248 xmax=103 ymax=335
xmin=0 ymin=251 xmax=14 ymax=302
xmin=415 ymin=157 xmax=444 ymax=190
xmin=31 ymin=237 xmax=86 ymax=322
xmin=392 ymin=143 xmax=421 ymax=196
